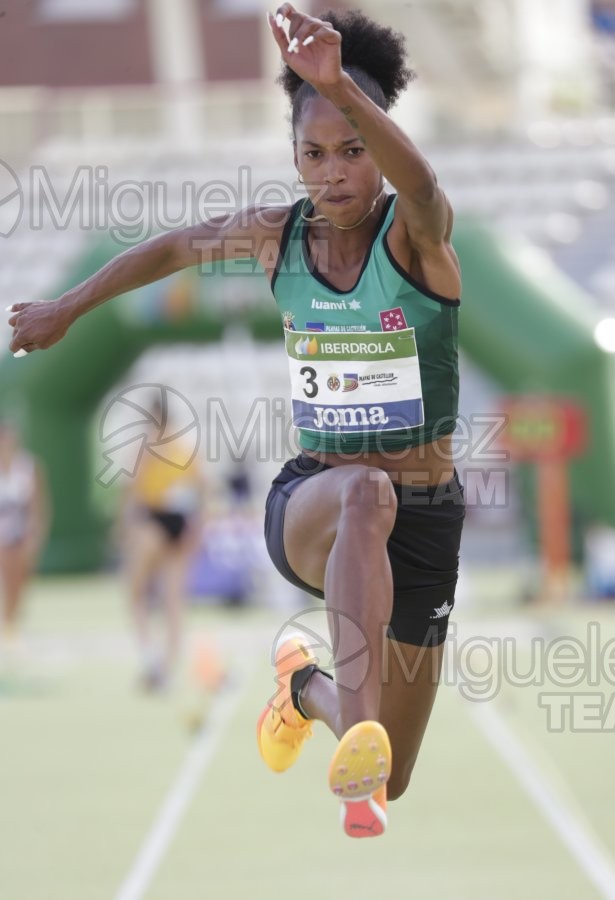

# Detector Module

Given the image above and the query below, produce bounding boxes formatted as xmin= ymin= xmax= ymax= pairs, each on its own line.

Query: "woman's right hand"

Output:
xmin=269 ymin=5 xmax=343 ymax=94
xmin=7 ymin=298 xmax=74 ymax=355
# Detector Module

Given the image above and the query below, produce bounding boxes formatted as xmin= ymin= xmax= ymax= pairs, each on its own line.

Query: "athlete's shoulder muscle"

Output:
xmin=388 ymin=194 xmax=461 ymax=300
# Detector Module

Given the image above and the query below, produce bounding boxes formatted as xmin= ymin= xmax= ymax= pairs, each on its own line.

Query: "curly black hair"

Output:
xmin=277 ymin=9 xmax=416 ymax=131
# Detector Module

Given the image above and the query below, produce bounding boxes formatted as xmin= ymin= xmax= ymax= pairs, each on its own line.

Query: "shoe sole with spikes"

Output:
xmin=328 ymin=721 xmax=391 ymax=838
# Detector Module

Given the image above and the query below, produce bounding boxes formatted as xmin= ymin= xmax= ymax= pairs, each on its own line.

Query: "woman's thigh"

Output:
xmin=125 ymin=519 xmax=167 ymax=584
xmin=0 ymin=542 xmax=29 ymax=592
xmin=282 ymin=464 xmax=397 ymax=592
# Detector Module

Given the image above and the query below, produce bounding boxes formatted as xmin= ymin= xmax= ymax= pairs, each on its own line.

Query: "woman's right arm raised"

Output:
xmin=7 ymin=204 xmax=287 ymax=355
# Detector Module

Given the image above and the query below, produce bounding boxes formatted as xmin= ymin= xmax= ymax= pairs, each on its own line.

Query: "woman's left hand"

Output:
xmin=268 ymin=4 xmax=343 ymax=92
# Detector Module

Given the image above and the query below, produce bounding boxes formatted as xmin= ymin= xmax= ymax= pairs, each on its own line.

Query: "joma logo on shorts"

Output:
xmin=313 ymin=406 xmax=390 ymax=428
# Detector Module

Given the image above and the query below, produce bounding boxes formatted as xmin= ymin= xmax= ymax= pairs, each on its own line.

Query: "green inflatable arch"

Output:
xmin=1 ymin=221 xmax=614 ymax=572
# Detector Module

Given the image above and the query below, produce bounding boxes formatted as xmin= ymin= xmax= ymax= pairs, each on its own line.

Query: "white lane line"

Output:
xmin=115 ymin=664 xmax=256 ymax=900
xmin=468 ymin=701 xmax=615 ymax=900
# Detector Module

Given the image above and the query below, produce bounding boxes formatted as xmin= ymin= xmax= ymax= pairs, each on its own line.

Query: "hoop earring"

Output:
xmin=297 ymin=173 xmax=304 ymax=184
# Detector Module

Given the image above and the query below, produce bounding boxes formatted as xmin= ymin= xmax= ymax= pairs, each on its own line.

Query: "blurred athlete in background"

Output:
xmin=117 ymin=399 xmax=207 ymax=690
xmin=0 ymin=419 xmax=50 ymax=658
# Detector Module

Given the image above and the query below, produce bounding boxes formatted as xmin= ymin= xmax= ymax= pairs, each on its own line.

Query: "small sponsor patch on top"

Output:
xmin=305 ymin=322 xmax=367 ymax=333
xmin=379 ymin=307 xmax=407 ymax=331
xmin=282 ymin=311 xmax=296 ymax=331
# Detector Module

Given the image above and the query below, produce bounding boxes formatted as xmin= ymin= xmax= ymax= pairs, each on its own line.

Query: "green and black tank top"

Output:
xmin=270 ymin=193 xmax=460 ymax=453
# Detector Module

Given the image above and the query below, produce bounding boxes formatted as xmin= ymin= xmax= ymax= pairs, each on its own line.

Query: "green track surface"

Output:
xmin=1 ymin=575 xmax=614 ymax=900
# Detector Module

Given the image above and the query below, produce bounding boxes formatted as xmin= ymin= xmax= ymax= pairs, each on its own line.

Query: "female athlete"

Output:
xmin=0 ymin=418 xmax=50 ymax=654
xmin=7 ymin=6 xmax=465 ymax=838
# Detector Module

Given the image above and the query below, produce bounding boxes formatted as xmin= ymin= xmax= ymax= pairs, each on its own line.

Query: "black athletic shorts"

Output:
xmin=147 ymin=510 xmax=188 ymax=543
xmin=264 ymin=454 xmax=465 ymax=646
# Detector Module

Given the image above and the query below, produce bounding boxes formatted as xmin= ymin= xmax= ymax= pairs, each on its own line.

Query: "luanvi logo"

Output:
xmin=311 ymin=298 xmax=362 ymax=311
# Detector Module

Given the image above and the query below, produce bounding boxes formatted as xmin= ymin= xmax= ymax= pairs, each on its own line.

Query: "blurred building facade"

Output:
xmin=0 ymin=0 xmax=609 ymax=157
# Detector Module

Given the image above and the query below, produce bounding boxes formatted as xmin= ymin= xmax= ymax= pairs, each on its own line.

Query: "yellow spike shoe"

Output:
xmin=257 ymin=636 xmax=317 ymax=773
xmin=328 ymin=721 xmax=392 ymax=838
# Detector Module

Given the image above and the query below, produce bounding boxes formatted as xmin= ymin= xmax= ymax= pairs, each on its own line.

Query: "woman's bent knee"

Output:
xmin=339 ymin=467 xmax=397 ymax=530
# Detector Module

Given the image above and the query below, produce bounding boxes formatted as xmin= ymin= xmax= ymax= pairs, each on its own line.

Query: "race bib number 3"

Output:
xmin=285 ymin=328 xmax=425 ymax=433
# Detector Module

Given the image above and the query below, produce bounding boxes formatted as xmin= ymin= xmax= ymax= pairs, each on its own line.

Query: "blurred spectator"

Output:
xmin=592 ymin=0 xmax=615 ymax=106
xmin=592 ymin=0 xmax=615 ymax=34
xmin=227 ymin=462 xmax=253 ymax=508
xmin=0 ymin=419 xmax=50 ymax=654
xmin=188 ymin=509 xmax=263 ymax=608
xmin=584 ymin=521 xmax=615 ymax=599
